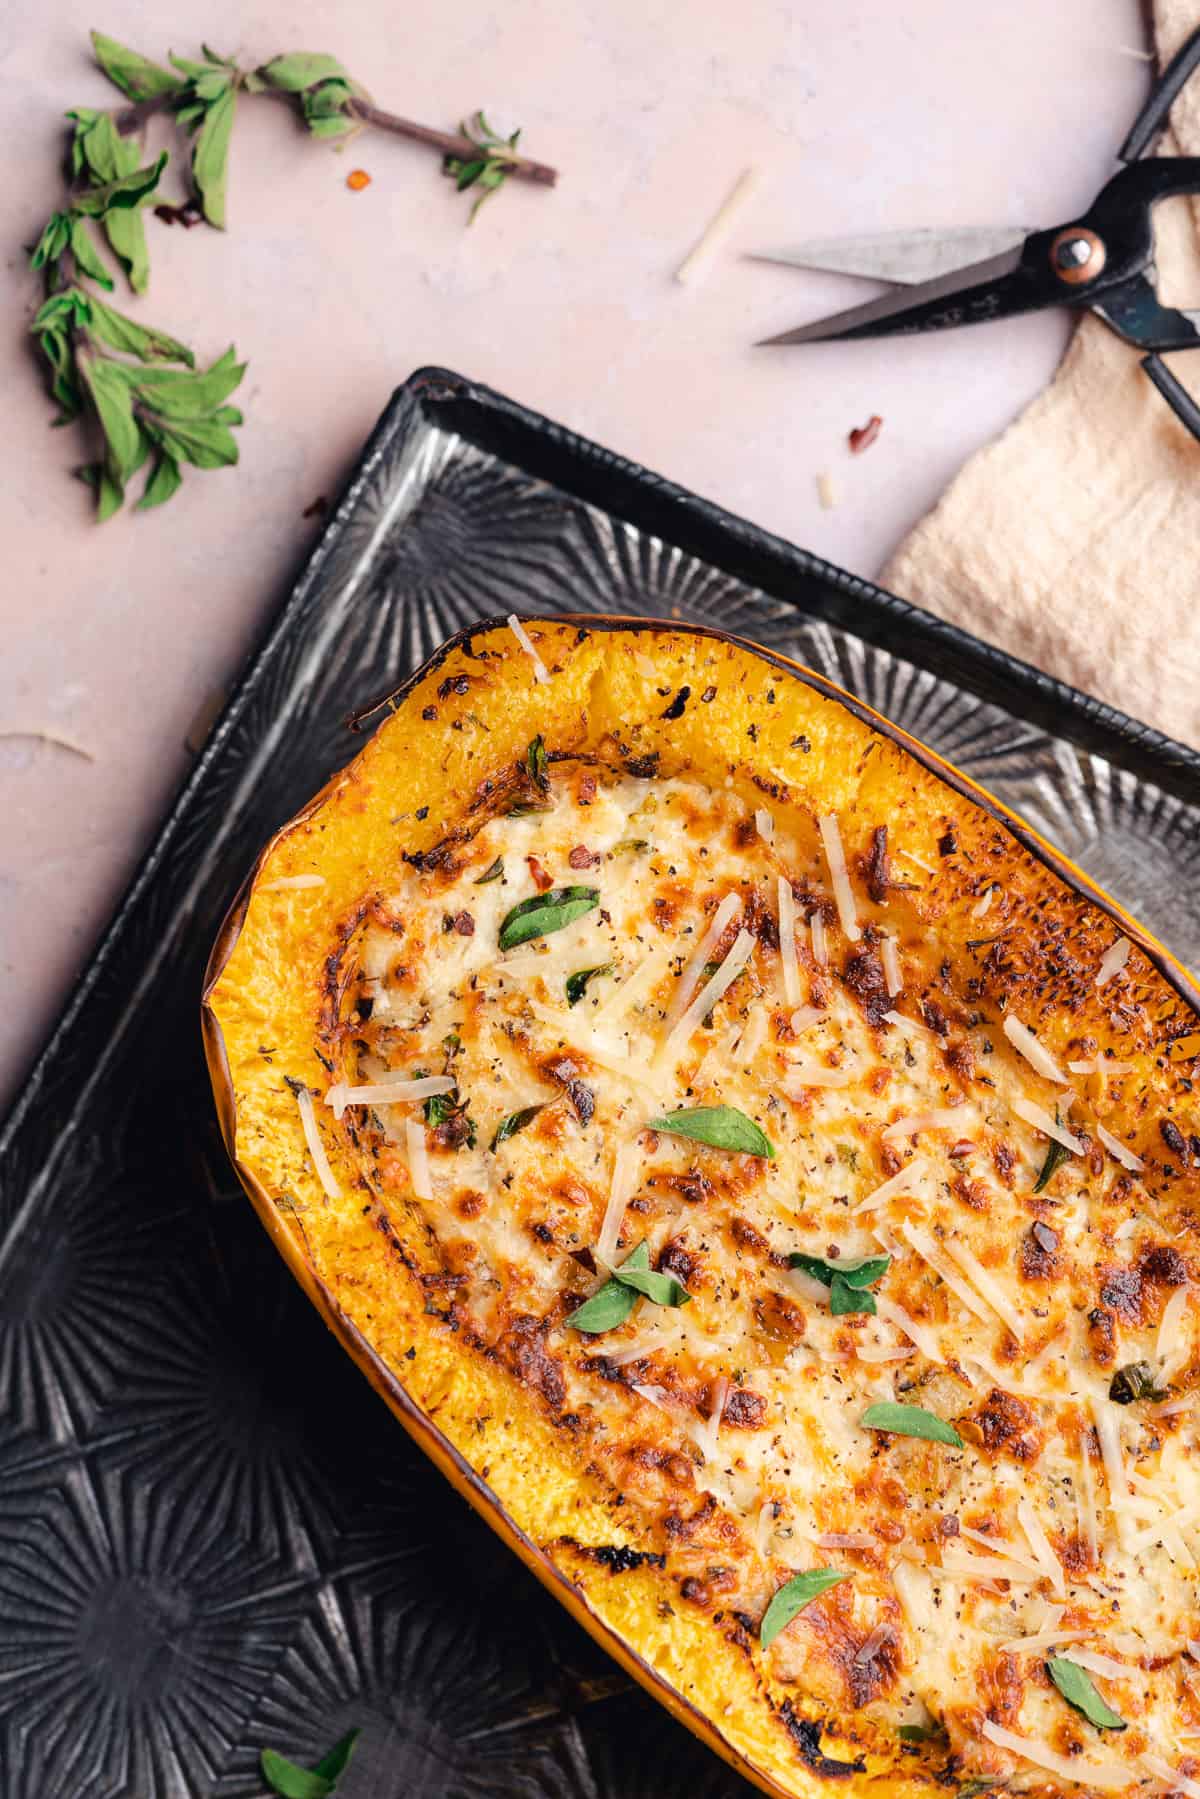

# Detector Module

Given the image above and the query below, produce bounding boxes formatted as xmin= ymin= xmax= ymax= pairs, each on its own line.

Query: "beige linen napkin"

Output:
xmin=882 ymin=1 xmax=1200 ymax=752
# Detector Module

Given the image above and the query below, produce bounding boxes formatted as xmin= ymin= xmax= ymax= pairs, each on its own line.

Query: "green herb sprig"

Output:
xmin=759 ymin=1570 xmax=850 ymax=1650
xmin=860 ymin=1402 xmax=963 ymax=1449
xmin=567 ymin=1241 xmax=691 ymax=1334
xmin=1046 ymin=1656 xmax=1126 ymax=1730
xmin=261 ymin=1727 xmax=360 ymax=1798
xmin=30 ymin=31 xmax=557 ymax=519
xmin=788 ymin=1250 xmax=890 ymax=1317
xmin=647 ymin=1104 xmax=775 ymax=1160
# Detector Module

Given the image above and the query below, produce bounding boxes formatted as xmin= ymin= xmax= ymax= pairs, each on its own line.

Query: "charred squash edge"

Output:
xmin=201 ymin=613 xmax=1200 ymax=1798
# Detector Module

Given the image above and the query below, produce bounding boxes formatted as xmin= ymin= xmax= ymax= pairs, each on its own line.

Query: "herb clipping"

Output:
xmin=759 ymin=1570 xmax=850 ymax=1650
xmin=567 ymin=1241 xmax=692 ymax=1334
xmin=860 ymin=1403 xmax=964 ymax=1449
xmin=1046 ymin=1657 xmax=1127 ymax=1730
xmin=788 ymin=1250 xmax=890 ymax=1318
xmin=498 ymin=886 xmax=599 ymax=950
xmin=260 ymin=1727 xmax=360 ymax=1798
xmin=647 ymin=1105 xmax=775 ymax=1159
xmin=31 ymin=32 xmax=557 ymax=518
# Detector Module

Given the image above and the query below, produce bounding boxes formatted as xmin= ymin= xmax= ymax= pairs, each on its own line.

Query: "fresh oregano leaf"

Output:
xmin=1108 ymin=1360 xmax=1167 ymax=1405
xmin=760 ymin=1569 xmax=850 ymax=1649
xmin=829 ymin=1274 xmax=876 ymax=1316
xmin=860 ymin=1403 xmax=964 ymax=1448
xmin=566 ymin=964 xmax=613 ymax=1007
xmin=73 ymin=151 xmax=168 ymax=217
xmin=474 ymin=857 xmax=504 ymax=885
xmin=30 ymin=211 xmax=72 ymax=271
xmin=91 ymin=30 xmax=186 ymax=101
xmin=647 ymin=1105 xmax=775 ymax=1160
xmin=68 ymin=218 xmax=115 ymax=289
xmin=489 ymin=1104 xmax=544 ymax=1151
xmin=526 ymin=732 xmax=548 ymax=789
xmin=498 ymin=885 xmax=599 ymax=951
xmin=259 ymin=52 xmax=352 ymax=91
xmin=788 ymin=1252 xmax=890 ymax=1291
xmin=567 ymin=1242 xmax=650 ymax=1334
xmin=83 ymin=292 xmax=195 ymax=364
xmin=192 ymin=86 xmax=237 ymax=227
xmin=607 ymin=1258 xmax=691 ymax=1309
xmin=1046 ymin=1657 xmax=1126 ymax=1730
xmin=77 ymin=354 xmax=142 ymax=480
xmin=136 ymin=452 xmax=182 ymax=511
xmin=1033 ymin=1133 xmax=1070 ymax=1194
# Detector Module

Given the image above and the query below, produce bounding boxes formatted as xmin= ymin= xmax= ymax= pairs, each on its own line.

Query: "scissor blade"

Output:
xmin=757 ymin=245 xmax=1032 ymax=346
xmin=748 ymin=226 xmax=1032 ymax=285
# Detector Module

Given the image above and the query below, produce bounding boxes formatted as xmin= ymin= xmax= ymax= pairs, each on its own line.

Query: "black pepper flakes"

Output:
xmin=422 ymin=705 xmax=438 ymax=720
xmin=1161 ymin=1118 xmax=1187 ymax=1158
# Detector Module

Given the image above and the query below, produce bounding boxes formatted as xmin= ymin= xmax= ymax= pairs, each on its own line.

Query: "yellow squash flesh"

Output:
xmin=203 ymin=617 xmax=1200 ymax=1799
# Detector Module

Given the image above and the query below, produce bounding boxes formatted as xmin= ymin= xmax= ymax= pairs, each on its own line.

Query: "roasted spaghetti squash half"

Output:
xmin=203 ymin=616 xmax=1200 ymax=1799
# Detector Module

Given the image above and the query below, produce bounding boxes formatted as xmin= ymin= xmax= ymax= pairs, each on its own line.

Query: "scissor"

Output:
xmin=753 ymin=25 xmax=1200 ymax=442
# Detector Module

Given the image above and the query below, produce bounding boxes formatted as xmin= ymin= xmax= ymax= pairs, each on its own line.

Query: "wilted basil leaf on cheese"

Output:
xmin=648 ymin=1105 xmax=775 ymax=1159
xmin=566 ymin=1241 xmax=689 ymax=1332
xmin=760 ymin=1569 xmax=850 ymax=1649
xmin=861 ymin=1403 xmax=964 ymax=1448
xmin=1046 ymin=1657 xmax=1127 ymax=1731
xmin=498 ymin=885 xmax=600 ymax=950
xmin=566 ymin=963 xmax=613 ymax=1007
xmin=489 ymin=1104 xmax=544 ymax=1151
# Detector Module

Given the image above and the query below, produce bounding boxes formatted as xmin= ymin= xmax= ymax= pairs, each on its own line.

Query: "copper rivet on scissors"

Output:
xmin=1050 ymin=226 xmax=1106 ymax=285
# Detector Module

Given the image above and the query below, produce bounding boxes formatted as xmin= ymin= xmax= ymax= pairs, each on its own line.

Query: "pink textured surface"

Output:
xmin=1 ymin=1 xmax=1146 ymax=1107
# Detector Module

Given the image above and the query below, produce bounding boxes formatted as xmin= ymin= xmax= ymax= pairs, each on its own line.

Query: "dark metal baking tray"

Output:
xmin=2 ymin=367 xmax=1197 ymax=1799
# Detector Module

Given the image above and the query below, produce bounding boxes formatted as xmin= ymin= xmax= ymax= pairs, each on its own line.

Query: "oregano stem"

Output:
xmin=112 ymin=89 xmax=559 ymax=187
xmin=343 ymin=98 xmax=557 ymax=185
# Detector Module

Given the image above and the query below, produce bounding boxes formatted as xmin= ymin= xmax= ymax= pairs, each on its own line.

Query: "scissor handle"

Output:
xmin=1120 ymin=23 xmax=1200 ymax=161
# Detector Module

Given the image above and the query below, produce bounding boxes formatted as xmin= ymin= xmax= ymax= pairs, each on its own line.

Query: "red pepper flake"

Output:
xmin=848 ymin=415 xmax=883 ymax=455
xmin=527 ymin=855 xmax=553 ymax=892
xmin=346 ymin=169 xmax=372 ymax=192
xmin=568 ymin=845 xmax=600 ymax=869
xmin=451 ymin=911 xmax=475 ymax=937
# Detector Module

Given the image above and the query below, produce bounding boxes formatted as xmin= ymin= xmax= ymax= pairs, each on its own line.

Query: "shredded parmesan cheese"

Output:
xmin=883 ymin=1109 xmax=964 ymax=1143
xmin=809 ymin=908 xmax=828 ymax=966
xmin=854 ymin=1158 xmax=928 ymax=1214
xmin=1003 ymin=1015 xmax=1069 ymax=1085
xmin=662 ymin=893 xmax=742 ymax=1033
xmin=262 ymin=873 xmax=325 ymax=892
xmin=971 ymin=887 xmax=996 ymax=920
xmin=1067 ymin=1648 xmax=1137 ymax=1681
xmin=1017 ymin=1499 xmax=1066 ymax=1597
xmin=777 ymin=876 xmax=801 ymax=1008
xmin=818 ymin=813 xmax=862 ymax=943
xmin=979 ymin=1721 xmax=1126 ymax=1790
xmin=942 ymin=1239 xmax=1021 ymax=1335
xmin=900 ymin=1222 xmax=994 ymax=1329
xmin=1080 ymin=1443 xmax=1099 ymax=1564
xmin=785 ymin=1062 xmax=855 ymax=1093
xmin=691 ymin=1377 xmax=729 ymax=1462
xmin=404 ymin=1115 xmax=432 ymax=1200
xmin=597 ymin=1140 xmax=640 ymax=1266
xmin=816 ymin=1531 xmax=875 ymax=1550
xmin=1068 ymin=1058 xmax=1134 ymax=1075
xmin=755 ymin=807 xmax=774 ymax=844
xmin=296 ymin=1085 xmax=341 ymax=1200
xmin=1095 ymin=1121 xmax=1144 ymax=1172
xmin=1096 ymin=938 xmax=1131 ymax=988
xmin=1011 ymin=1096 xmax=1084 ymax=1154
xmin=325 ymin=1074 xmax=455 ymax=1121
xmin=505 ymin=614 xmax=550 ymax=683
xmin=660 ymin=928 xmax=755 ymax=1063
xmin=880 ymin=935 xmax=903 ymax=997
xmin=1158 ymin=1283 xmax=1192 ymax=1368
xmin=874 ymin=1292 xmax=941 ymax=1362
xmin=1091 ymin=1397 xmax=1135 ymax=1548
xmin=882 ymin=1009 xmax=931 ymax=1037
xmin=790 ymin=1005 xmax=823 ymax=1036
xmin=1143 ymin=1756 xmax=1200 ymax=1799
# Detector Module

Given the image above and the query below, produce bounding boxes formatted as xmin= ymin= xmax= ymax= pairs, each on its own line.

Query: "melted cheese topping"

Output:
xmin=320 ymin=759 xmax=1200 ymax=1789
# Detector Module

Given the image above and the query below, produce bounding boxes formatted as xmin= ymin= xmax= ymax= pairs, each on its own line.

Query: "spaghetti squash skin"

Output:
xmin=204 ymin=617 xmax=1200 ymax=1799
